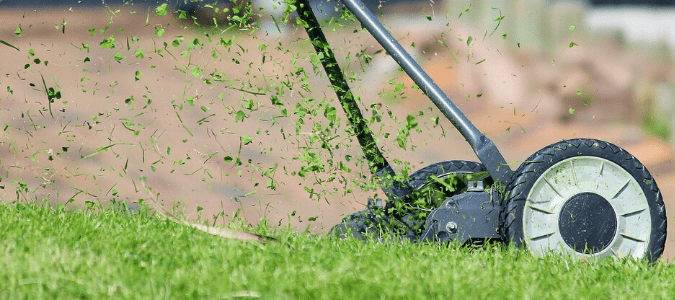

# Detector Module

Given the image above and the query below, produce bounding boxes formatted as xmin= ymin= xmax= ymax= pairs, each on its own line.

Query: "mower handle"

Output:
xmin=339 ymin=0 xmax=513 ymax=184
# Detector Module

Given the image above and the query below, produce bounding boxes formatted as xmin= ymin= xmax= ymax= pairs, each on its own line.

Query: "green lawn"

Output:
xmin=1 ymin=203 xmax=674 ymax=299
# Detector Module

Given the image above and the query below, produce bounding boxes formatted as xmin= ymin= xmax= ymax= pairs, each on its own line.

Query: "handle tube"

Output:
xmin=341 ymin=0 xmax=479 ymax=147
xmin=340 ymin=0 xmax=513 ymax=183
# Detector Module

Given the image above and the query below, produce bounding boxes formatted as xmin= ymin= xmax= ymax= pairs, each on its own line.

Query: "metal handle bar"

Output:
xmin=340 ymin=0 xmax=513 ymax=184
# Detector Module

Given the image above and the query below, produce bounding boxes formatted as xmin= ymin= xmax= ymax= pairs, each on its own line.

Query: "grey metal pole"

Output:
xmin=340 ymin=0 xmax=513 ymax=183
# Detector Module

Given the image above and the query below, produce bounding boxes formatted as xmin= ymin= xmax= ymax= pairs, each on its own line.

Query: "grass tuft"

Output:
xmin=1 ymin=203 xmax=673 ymax=299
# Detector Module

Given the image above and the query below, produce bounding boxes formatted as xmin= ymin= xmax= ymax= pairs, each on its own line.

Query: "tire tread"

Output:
xmin=499 ymin=138 xmax=667 ymax=261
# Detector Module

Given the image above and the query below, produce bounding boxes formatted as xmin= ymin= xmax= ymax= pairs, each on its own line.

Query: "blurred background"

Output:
xmin=1 ymin=0 xmax=675 ymax=260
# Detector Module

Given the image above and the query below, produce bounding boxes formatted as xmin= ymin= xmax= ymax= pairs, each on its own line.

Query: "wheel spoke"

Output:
xmin=610 ymin=248 xmax=625 ymax=259
xmin=570 ymin=160 xmax=578 ymax=186
xmin=543 ymin=177 xmax=563 ymax=197
xmin=528 ymin=204 xmax=554 ymax=214
xmin=595 ymin=160 xmax=605 ymax=191
xmin=530 ymin=232 xmax=555 ymax=240
xmin=613 ymin=235 xmax=647 ymax=260
xmin=619 ymin=208 xmax=651 ymax=245
xmin=619 ymin=208 xmax=646 ymax=217
xmin=612 ymin=178 xmax=631 ymax=199
xmin=525 ymin=206 xmax=558 ymax=241
xmin=612 ymin=181 xmax=650 ymax=217
xmin=620 ymin=232 xmax=646 ymax=243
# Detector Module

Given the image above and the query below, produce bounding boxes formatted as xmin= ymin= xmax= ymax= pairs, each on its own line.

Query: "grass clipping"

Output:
xmin=142 ymin=182 xmax=275 ymax=243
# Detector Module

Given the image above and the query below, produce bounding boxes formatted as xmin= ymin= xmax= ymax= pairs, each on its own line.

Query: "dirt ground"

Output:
xmin=1 ymin=7 xmax=675 ymax=261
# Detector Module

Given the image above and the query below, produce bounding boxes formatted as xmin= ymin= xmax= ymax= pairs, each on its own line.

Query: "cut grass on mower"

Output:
xmin=0 ymin=202 xmax=673 ymax=299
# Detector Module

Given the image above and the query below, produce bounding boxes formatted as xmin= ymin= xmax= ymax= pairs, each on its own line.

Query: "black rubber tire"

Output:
xmin=407 ymin=160 xmax=489 ymax=190
xmin=328 ymin=209 xmax=394 ymax=240
xmin=500 ymin=138 xmax=667 ymax=262
xmin=330 ymin=160 xmax=488 ymax=239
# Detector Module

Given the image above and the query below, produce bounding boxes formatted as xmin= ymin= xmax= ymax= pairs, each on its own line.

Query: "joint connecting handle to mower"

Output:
xmin=339 ymin=0 xmax=513 ymax=184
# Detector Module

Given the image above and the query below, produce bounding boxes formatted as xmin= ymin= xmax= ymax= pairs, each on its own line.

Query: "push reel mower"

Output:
xmin=295 ymin=0 xmax=667 ymax=261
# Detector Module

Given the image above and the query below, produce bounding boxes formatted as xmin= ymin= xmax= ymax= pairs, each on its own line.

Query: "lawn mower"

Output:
xmin=295 ymin=0 xmax=667 ymax=261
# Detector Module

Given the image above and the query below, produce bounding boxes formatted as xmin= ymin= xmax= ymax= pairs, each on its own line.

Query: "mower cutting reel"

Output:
xmin=297 ymin=0 xmax=667 ymax=261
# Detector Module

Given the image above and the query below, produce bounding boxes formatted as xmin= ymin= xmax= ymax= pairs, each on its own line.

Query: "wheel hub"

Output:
xmin=522 ymin=156 xmax=652 ymax=259
xmin=558 ymin=192 xmax=617 ymax=254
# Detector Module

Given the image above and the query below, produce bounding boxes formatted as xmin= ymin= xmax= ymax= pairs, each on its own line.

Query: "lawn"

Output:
xmin=1 ymin=202 xmax=674 ymax=299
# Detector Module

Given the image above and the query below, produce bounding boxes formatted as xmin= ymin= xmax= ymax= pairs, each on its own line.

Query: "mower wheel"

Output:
xmin=407 ymin=160 xmax=490 ymax=191
xmin=500 ymin=139 xmax=667 ymax=261
xmin=328 ymin=207 xmax=395 ymax=240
